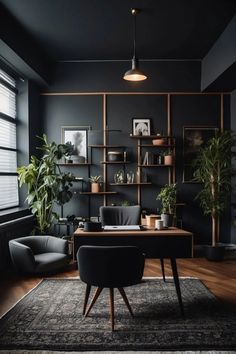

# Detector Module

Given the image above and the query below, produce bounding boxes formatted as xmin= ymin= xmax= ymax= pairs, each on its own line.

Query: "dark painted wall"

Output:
xmin=201 ymin=15 xmax=236 ymax=92
xmin=41 ymin=61 xmax=231 ymax=244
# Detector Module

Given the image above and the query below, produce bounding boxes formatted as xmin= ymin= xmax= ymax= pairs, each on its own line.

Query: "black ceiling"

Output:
xmin=1 ymin=0 xmax=236 ymax=62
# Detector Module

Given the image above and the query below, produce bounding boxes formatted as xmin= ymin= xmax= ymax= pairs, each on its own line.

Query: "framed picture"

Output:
xmin=183 ymin=126 xmax=218 ymax=183
xmin=61 ymin=126 xmax=90 ymax=163
xmin=132 ymin=118 xmax=151 ymax=136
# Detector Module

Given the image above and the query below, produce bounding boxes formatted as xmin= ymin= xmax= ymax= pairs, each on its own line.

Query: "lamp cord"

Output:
xmin=133 ymin=12 xmax=136 ymax=59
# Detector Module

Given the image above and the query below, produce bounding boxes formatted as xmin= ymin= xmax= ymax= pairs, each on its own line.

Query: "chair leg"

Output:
xmin=83 ymin=284 xmax=91 ymax=315
xmin=109 ymin=288 xmax=115 ymax=331
xmin=118 ymin=287 xmax=134 ymax=317
xmin=160 ymin=258 xmax=166 ymax=282
xmin=84 ymin=287 xmax=103 ymax=317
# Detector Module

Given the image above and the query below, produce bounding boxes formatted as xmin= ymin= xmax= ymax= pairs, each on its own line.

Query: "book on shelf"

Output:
xmin=142 ymin=152 xmax=154 ymax=165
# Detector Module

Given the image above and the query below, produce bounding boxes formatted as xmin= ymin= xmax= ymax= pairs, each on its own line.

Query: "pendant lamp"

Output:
xmin=123 ymin=8 xmax=147 ymax=82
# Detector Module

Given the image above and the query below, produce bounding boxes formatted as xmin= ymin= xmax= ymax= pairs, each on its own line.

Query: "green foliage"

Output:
xmin=193 ymin=131 xmax=236 ymax=245
xmin=89 ymin=175 xmax=103 ymax=183
xmin=17 ymin=134 xmax=74 ymax=234
xmin=121 ymin=200 xmax=130 ymax=206
xmin=156 ymin=183 xmax=177 ymax=214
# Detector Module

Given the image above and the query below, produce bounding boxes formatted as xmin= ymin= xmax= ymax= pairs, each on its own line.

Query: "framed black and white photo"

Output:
xmin=183 ymin=126 xmax=218 ymax=183
xmin=132 ymin=118 xmax=151 ymax=136
xmin=61 ymin=126 xmax=90 ymax=163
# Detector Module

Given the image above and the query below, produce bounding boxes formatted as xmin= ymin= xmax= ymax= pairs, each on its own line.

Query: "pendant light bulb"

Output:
xmin=123 ymin=8 xmax=147 ymax=82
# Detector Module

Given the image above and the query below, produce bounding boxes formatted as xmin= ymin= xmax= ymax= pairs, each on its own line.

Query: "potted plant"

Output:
xmin=193 ymin=131 xmax=236 ymax=261
xmin=89 ymin=175 xmax=103 ymax=193
xmin=17 ymin=134 xmax=74 ymax=234
xmin=156 ymin=183 xmax=177 ymax=227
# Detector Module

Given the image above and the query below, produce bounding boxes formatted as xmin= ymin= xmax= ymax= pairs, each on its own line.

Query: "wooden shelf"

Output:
xmin=101 ymin=161 xmax=130 ymax=164
xmin=109 ymin=182 xmax=152 ymax=186
xmin=138 ymin=164 xmax=173 ymax=167
xmin=79 ymin=191 xmax=117 ymax=195
xmin=130 ymin=135 xmax=174 ymax=139
xmin=138 ymin=144 xmax=174 ymax=148
xmin=58 ymin=163 xmax=91 ymax=166
xmin=88 ymin=145 xmax=124 ymax=148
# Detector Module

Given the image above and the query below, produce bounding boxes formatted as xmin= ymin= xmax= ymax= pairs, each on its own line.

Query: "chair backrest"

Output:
xmin=77 ymin=245 xmax=145 ymax=288
xmin=100 ymin=205 xmax=141 ymax=226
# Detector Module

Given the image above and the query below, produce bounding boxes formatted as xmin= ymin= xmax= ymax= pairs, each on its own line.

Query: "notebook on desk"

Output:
xmin=103 ymin=225 xmax=141 ymax=231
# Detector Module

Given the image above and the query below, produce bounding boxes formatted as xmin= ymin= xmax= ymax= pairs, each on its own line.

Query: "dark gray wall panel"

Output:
xmin=42 ymin=95 xmax=103 ymax=218
xmin=48 ymin=61 xmax=201 ymax=93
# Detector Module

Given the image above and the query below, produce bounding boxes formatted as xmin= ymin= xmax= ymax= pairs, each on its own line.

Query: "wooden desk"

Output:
xmin=73 ymin=227 xmax=193 ymax=316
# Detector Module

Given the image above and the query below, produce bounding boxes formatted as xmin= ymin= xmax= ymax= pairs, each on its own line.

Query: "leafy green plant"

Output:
xmin=156 ymin=183 xmax=177 ymax=214
xmin=121 ymin=200 xmax=130 ymax=206
xmin=193 ymin=131 xmax=236 ymax=246
xmin=17 ymin=134 xmax=74 ymax=234
xmin=89 ymin=175 xmax=103 ymax=183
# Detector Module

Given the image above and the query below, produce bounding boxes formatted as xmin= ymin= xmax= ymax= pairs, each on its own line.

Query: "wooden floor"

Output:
xmin=0 ymin=257 xmax=236 ymax=317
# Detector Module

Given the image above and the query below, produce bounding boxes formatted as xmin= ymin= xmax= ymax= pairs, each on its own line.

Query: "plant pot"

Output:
xmin=164 ymin=155 xmax=173 ymax=165
xmin=161 ymin=213 xmax=173 ymax=227
xmin=152 ymin=138 xmax=166 ymax=146
xmin=205 ymin=245 xmax=225 ymax=261
xmin=91 ymin=183 xmax=100 ymax=193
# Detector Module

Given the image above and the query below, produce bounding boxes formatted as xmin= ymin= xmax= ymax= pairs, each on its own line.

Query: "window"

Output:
xmin=0 ymin=68 xmax=19 ymax=210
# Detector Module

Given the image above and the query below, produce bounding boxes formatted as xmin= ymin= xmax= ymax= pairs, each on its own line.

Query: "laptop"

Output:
xmin=103 ymin=225 xmax=141 ymax=231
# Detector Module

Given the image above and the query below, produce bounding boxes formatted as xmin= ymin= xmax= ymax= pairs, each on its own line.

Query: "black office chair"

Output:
xmin=100 ymin=205 xmax=165 ymax=282
xmin=100 ymin=205 xmax=141 ymax=226
xmin=77 ymin=245 xmax=145 ymax=331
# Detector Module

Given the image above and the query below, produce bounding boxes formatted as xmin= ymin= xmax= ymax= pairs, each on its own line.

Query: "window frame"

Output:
xmin=0 ymin=67 xmax=19 ymax=211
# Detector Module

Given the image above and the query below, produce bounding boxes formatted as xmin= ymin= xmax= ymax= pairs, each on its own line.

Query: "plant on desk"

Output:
xmin=17 ymin=134 xmax=74 ymax=234
xmin=156 ymin=183 xmax=177 ymax=227
xmin=89 ymin=175 xmax=103 ymax=193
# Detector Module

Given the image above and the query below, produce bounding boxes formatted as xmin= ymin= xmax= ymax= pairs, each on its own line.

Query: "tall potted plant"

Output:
xmin=193 ymin=131 xmax=235 ymax=260
xmin=156 ymin=183 xmax=177 ymax=227
xmin=17 ymin=134 xmax=74 ymax=234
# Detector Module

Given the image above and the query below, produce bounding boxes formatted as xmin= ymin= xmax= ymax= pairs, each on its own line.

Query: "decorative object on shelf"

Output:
xmin=123 ymin=8 xmax=147 ymax=82
xmin=193 ymin=131 xmax=236 ymax=261
xmin=89 ymin=175 xmax=103 ymax=193
xmin=61 ymin=126 xmax=91 ymax=164
xmin=132 ymin=118 xmax=151 ymax=136
xmin=17 ymin=134 xmax=74 ymax=234
xmin=107 ymin=151 xmax=124 ymax=162
xmin=163 ymin=150 xmax=173 ymax=165
xmin=152 ymin=137 xmax=166 ymax=146
xmin=156 ymin=183 xmax=177 ymax=227
xmin=114 ymin=170 xmax=125 ymax=184
xmin=183 ymin=126 xmax=218 ymax=183
xmin=126 ymin=170 xmax=135 ymax=184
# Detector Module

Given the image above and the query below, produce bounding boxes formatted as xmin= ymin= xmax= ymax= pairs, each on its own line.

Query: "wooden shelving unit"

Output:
xmin=80 ymin=191 xmax=117 ymax=195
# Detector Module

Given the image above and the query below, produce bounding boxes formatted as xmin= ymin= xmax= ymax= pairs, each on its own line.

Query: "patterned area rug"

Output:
xmin=0 ymin=278 xmax=235 ymax=351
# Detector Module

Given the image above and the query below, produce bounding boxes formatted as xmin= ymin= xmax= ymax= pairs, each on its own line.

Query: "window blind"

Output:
xmin=0 ymin=68 xmax=19 ymax=209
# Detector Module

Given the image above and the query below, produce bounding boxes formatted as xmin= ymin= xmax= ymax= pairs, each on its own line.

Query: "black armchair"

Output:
xmin=9 ymin=235 xmax=69 ymax=274
xmin=77 ymin=245 xmax=145 ymax=330
xmin=100 ymin=205 xmax=141 ymax=226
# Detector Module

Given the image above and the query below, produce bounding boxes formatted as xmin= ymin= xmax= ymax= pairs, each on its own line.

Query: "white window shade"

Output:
xmin=0 ymin=176 xmax=19 ymax=209
xmin=0 ymin=150 xmax=17 ymax=173
xmin=0 ymin=68 xmax=18 ymax=210
xmin=0 ymin=119 xmax=16 ymax=149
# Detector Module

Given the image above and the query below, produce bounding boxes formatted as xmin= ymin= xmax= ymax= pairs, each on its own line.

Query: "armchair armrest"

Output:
xmin=46 ymin=236 xmax=68 ymax=255
xmin=9 ymin=240 xmax=36 ymax=271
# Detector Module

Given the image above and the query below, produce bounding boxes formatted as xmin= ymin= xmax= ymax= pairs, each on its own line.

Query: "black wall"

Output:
xmin=41 ymin=62 xmax=231 ymax=245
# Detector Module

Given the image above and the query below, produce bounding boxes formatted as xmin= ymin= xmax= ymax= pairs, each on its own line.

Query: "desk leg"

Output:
xmin=170 ymin=258 xmax=184 ymax=318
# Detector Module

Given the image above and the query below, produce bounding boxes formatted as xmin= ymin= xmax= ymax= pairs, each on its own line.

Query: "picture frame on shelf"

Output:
xmin=183 ymin=126 xmax=218 ymax=183
xmin=61 ymin=126 xmax=91 ymax=163
xmin=132 ymin=118 xmax=151 ymax=136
